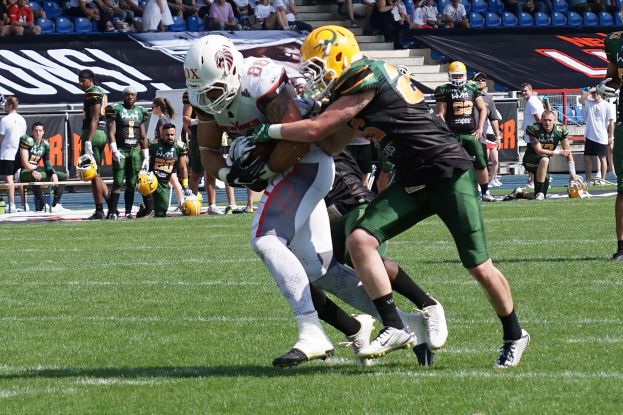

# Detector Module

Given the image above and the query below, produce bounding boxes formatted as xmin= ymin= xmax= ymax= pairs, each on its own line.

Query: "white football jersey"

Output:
xmin=212 ymin=56 xmax=288 ymax=137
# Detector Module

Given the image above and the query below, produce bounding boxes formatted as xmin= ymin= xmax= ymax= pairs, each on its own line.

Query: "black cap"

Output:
xmin=472 ymin=72 xmax=487 ymax=81
xmin=78 ymin=69 xmax=95 ymax=80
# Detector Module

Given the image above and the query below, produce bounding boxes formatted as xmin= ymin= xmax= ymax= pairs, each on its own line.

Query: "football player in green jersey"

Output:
xmin=137 ymin=123 xmax=191 ymax=217
xmin=512 ymin=110 xmax=578 ymax=200
xmin=598 ymin=29 xmax=623 ymax=260
xmin=18 ymin=122 xmax=68 ymax=212
xmin=435 ymin=61 xmax=494 ymax=202
xmin=253 ymin=25 xmax=529 ymax=367
xmin=105 ymin=86 xmax=150 ymax=220
xmin=78 ymin=69 xmax=110 ymax=220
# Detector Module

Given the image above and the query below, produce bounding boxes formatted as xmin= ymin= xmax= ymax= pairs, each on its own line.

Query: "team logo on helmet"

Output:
xmin=215 ymin=48 xmax=236 ymax=76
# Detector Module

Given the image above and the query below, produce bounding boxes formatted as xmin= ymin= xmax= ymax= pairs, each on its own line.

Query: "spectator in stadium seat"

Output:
xmin=273 ymin=0 xmax=313 ymax=31
xmin=336 ymin=0 xmax=373 ymax=27
xmin=6 ymin=0 xmax=41 ymax=35
xmin=579 ymin=86 xmax=614 ymax=185
xmin=443 ymin=0 xmax=468 ymax=27
xmin=65 ymin=0 xmax=102 ymax=22
xmin=18 ymin=122 xmax=68 ymax=212
xmin=411 ymin=0 xmax=440 ymax=28
xmin=93 ymin=0 xmax=131 ymax=31
xmin=244 ymin=0 xmax=281 ymax=29
xmin=206 ymin=0 xmax=242 ymax=30
xmin=142 ymin=0 xmax=174 ymax=31
xmin=520 ymin=82 xmax=544 ymax=188
xmin=0 ymin=96 xmax=27 ymax=213
xmin=369 ymin=0 xmax=407 ymax=47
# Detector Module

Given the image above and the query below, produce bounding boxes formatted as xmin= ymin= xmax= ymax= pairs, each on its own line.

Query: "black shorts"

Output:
xmin=584 ymin=139 xmax=608 ymax=157
xmin=0 ymin=159 xmax=18 ymax=176
xmin=346 ymin=143 xmax=373 ymax=174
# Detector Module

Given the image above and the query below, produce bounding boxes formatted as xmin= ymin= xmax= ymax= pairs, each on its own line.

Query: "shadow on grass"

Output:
xmin=416 ymin=255 xmax=611 ymax=265
xmin=0 ymin=363 xmax=410 ymax=380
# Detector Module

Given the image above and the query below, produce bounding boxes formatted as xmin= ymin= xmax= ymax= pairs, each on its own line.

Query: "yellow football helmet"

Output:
xmin=137 ymin=170 xmax=158 ymax=196
xmin=300 ymin=25 xmax=362 ymax=98
xmin=181 ymin=193 xmax=202 ymax=216
xmin=448 ymin=61 xmax=467 ymax=87
xmin=76 ymin=154 xmax=97 ymax=181
xmin=568 ymin=177 xmax=590 ymax=199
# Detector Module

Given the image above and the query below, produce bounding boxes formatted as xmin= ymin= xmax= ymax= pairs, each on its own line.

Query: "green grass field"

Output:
xmin=1 ymin=196 xmax=622 ymax=414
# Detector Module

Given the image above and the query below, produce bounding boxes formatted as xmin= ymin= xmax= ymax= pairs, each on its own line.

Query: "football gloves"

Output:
xmin=83 ymin=140 xmax=93 ymax=156
xmin=141 ymin=157 xmax=150 ymax=171
xmin=183 ymin=186 xmax=193 ymax=197
xmin=252 ymin=124 xmax=273 ymax=143
xmin=226 ymin=155 xmax=269 ymax=190
xmin=595 ymin=78 xmax=619 ymax=98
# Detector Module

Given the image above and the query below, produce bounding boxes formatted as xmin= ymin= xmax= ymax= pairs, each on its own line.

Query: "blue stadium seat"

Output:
xmin=583 ymin=11 xmax=598 ymax=26
xmin=485 ymin=12 xmax=501 ymax=27
xmin=471 ymin=0 xmax=488 ymax=13
xmin=168 ymin=15 xmax=186 ymax=31
xmin=74 ymin=16 xmax=92 ymax=33
xmin=488 ymin=0 xmax=504 ymax=13
xmin=551 ymin=11 xmax=567 ymax=26
xmin=30 ymin=1 xmax=42 ymax=14
xmin=469 ymin=12 xmax=485 ymax=27
xmin=598 ymin=11 xmax=614 ymax=25
xmin=518 ymin=11 xmax=533 ymax=26
xmin=55 ymin=17 xmax=74 ymax=33
xmin=616 ymin=10 xmax=623 ymax=25
xmin=567 ymin=10 xmax=582 ymax=26
xmin=187 ymin=15 xmax=203 ymax=31
xmin=36 ymin=17 xmax=54 ymax=34
xmin=534 ymin=11 xmax=550 ymax=26
xmin=461 ymin=0 xmax=471 ymax=12
xmin=437 ymin=0 xmax=450 ymax=13
xmin=43 ymin=1 xmax=62 ymax=19
xmin=553 ymin=0 xmax=568 ymax=12
xmin=502 ymin=11 xmax=518 ymax=26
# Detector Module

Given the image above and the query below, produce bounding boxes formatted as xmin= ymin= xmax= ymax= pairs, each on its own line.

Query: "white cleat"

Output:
xmin=273 ymin=312 xmax=334 ymax=367
xmin=421 ymin=299 xmax=448 ymax=349
xmin=357 ymin=326 xmax=414 ymax=359
xmin=535 ymin=192 xmax=545 ymax=200
xmin=341 ymin=314 xmax=375 ymax=367
xmin=494 ymin=329 xmax=530 ymax=368
xmin=397 ymin=308 xmax=428 ymax=346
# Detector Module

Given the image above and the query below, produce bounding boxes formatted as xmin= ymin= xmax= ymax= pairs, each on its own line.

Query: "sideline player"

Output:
xmin=77 ymin=69 xmax=109 ymax=220
xmin=596 ymin=29 xmax=623 ymax=261
xmin=105 ymin=87 xmax=149 ymax=219
xmin=253 ymin=26 xmax=529 ymax=368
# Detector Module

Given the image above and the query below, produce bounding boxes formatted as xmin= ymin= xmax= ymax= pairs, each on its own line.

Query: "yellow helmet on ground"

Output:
xmin=448 ymin=61 xmax=467 ymax=87
xmin=300 ymin=25 xmax=362 ymax=97
xmin=181 ymin=193 xmax=202 ymax=216
xmin=76 ymin=154 xmax=97 ymax=181
xmin=137 ymin=170 xmax=158 ymax=196
xmin=568 ymin=177 xmax=589 ymax=199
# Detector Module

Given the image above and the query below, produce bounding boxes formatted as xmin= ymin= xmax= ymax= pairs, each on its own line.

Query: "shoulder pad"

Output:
xmin=333 ymin=63 xmax=377 ymax=96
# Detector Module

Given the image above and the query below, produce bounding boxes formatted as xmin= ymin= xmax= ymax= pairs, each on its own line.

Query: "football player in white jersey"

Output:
xmin=184 ymin=35 xmax=436 ymax=367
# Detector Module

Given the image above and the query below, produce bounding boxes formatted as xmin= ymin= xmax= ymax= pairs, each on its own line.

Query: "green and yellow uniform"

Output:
xmin=105 ymin=103 xmax=149 ymax=190
xmin=522 ymin=122 xmax=569 ymax=174
xmin=81 ymin=85 xmax=108 ymax=166
xmin=604 ymin=31 xmax=623 ymax=192
xmin=434 ymin=81 xmax=487 ymax=169
xmin=333 ymin=58 xmax=488 ymax=268
xmin=149 ymin=139 xmax=188 ymax=217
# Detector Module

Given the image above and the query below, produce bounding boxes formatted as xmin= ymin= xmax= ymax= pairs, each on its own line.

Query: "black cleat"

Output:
xmin=272 ymin=348 xmax=333 ymax=368
xmin=413 ymin=343 xmax=434 ymax=367
xmin=85 ymin=211 xmax=105 ymax=220
xmin=612 ymin=251 xmax=623 ymax=261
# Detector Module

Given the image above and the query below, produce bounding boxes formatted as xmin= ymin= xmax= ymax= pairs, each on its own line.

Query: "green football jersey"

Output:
xmin=82 ymin=85 xmax=107 ymax=130
xmin=329 ymin=58 xmax=472 ymax=186
xmin=105 ymin=103 xmax=149 ymax=148
xmin=524 ymin=122 xmax=569 ymax=156
xmin=603 ymin=31 xmax=623 ymax=119
xmin=149 ymin=139 xmax=188 ymax=183
xmin=19 ymin=135 xmax=54 ymax=173
xmin=434 ymin=81 xmax=482 ymax=134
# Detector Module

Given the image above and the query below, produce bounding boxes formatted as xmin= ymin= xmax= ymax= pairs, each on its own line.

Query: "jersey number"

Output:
xmin=452 ymin=101 xmax=474 ymax=116
xmin=128 ymin=120 xmax=135 ymax=138
xmin=154 ymin=158 xmax=175 ymax=173
xmin=350 ymin=118 xmax=386 ymax=142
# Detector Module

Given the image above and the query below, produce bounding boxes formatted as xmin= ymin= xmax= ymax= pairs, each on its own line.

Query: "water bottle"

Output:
xmin=0 ymin=197 xmax=5 ymax=215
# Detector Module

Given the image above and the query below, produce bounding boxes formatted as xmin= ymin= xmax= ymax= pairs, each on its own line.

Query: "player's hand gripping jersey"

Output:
xmin=330 ymin=58 xmax=472 ymax=187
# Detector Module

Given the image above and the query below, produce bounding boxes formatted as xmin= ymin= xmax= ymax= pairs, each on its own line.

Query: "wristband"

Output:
xmin=110 ymin=141 xmax=118 ymax=153
xmin=142 ymin=148 xmax=149 ymax=159
xmin=217 ymin=167 xmax=230 ymax=182
xmin=553 ymin=149 xmax=561 ymax=156
xmin=181 ymin=178 xmax=188 ymax=187
xmin=568 ymin=160 xmax=576 ymax=176
xmin=268 ymin=124 xmax=283 ymax=139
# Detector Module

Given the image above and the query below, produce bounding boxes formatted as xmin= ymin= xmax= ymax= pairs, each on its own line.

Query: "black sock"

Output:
xmin=310 ymin=285 xmax=360 ymax=336
xmin=52 ymin=185 xmax=64 ymax=207
xmin=392 ymin=267 xmax=436 ymax=309
xmin=124 ymin=189 xmax=134 ymax=215
xmin=535 ymin=181 xmax=545 ymax=195
xmin=618 ymin=240 xmax=623 ymax=252
xmin=498 ymin=308 xmax=522 ymax=340
xmin=543 ymin=175 xmax=550 ymax=196
xmin=95 ymin=203 xmax=104 ymax=213
xmin=373 ymin=294 xmax=404 ymax=329
xmin=480 ymin=182 xmax=489 ymax=196
xmin=109 ymin=192 xmax=120 ymax=213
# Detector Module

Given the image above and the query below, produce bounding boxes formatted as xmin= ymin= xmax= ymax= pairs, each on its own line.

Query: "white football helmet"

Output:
xmin=184 ymin=35 xmax=243 ymax=115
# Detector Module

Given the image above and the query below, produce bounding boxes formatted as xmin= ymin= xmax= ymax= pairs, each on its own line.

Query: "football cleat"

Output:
xmin=76 ymin=154 xmax=97 ymax=182
xmin=125 ymin=213 xmax=133 ymax=220
xmin=481 ymin=193 xmax=497 ymax=202
xmin=357 ymin=326 xmax=414 ymax=359
xmin=535 ymin=192 xmax=545 ymax=200
xmin=612 ymin=251 xmax=623 ymax=261
xmin=397 ymin=309 xmax=427 ymax=346
xmin=413 ymin=343 xmax=434 ymax=366
xmin=421 ymin=299 xmax=448 ymax=349
xmin=108 ymin=212 xmax=119 ymax=221
xmin=494 ymin=329 xmax=530 ymax=368
xmin=340 ymin=314 xmax=375 ymax=367
xmin=273 ymin=312 xmax=334 ymax=367
xmin=85 ymin=211 xmax=105 ymax=220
